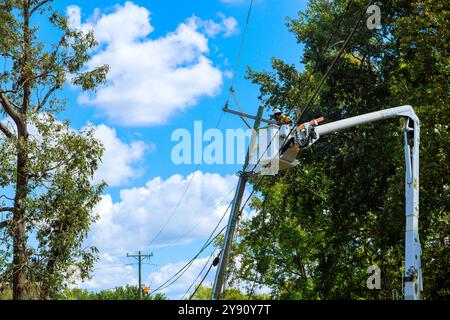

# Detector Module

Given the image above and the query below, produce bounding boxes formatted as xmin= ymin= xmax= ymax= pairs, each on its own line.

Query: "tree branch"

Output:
xmin=30 ymin=0 xmax=52 ymax=16
xmin=2 ymin=71 xmax=56 ymax=97
xmin=0 ymin=207 xmax=13 ymax=212
xmin=0 ymin=195 xmax=14 ymax=201
xmin=0 ymin=122 xmax=13 ymax=138
xmin=36 ymin=84 xmax=59 ymax=111
xmin=30 ymin=153 xmax=78 ymax=182
xmin=0 ymin=220 xmax=10 ymax=229
xmin=0 ymin=92 xmax=21 ymax=127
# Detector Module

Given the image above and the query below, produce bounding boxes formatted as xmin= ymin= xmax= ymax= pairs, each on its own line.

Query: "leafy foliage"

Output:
xmin=190 ymin=284 xmax=270 ymax=300
xmin=0 ymin=0 xmax=109 ymax=299
xmin=55 ymin=286 xmax=167 ymax=301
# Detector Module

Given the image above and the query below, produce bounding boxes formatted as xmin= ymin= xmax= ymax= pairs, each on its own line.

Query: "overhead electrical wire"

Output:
xmin=227 ymin=0 xmax=254 ymax=99
xmin=247 ymin=0 xmax=375 ymax=178
xmin=188 ymin=257 xmax=215 ymax=300
xmin=226 ymin=0 xmax=255 ymax=125
xmin=148 ymin=99 xmax=227 ymax=247
xmin=181 ymin=248 xmax=216 ymax=300
xmin=149 ymin=202 xmax=231 ymax=294
xmin=149 ymin=225 xmax=226 ymax=295
xmin=154 ymin=187 xmax=235 ymax=253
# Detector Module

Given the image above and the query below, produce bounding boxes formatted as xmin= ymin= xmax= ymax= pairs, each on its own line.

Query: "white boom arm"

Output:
xmin=219 ymin=105 xmax=422 ymax=300
xmin=305 ymin=105 xmax=422 ymax=300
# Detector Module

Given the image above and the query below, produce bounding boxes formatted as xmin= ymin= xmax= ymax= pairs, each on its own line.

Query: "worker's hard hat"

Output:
xmin=273 ymin=108 xmax=282 ymax=115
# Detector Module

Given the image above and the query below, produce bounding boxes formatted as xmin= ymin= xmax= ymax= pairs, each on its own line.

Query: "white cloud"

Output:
xmin=187 ymin=13 xmax=239 ymax=38
xmin=87 ymin=171 xmax=238 ymax=255
xmin=80 ymin=253 xmax=137 ymax=290
xmin=68 ymin=2 xmax=239 ymax=126
xmin=91 ymin=124 xmax=149 ymax=187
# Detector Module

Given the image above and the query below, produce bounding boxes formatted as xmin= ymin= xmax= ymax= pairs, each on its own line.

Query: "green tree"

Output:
xmin=56 ymin=286 xmax=167 ymax=300
xmin=0 ymin=0 xmax=108 ymax=299
xmin=232 ymin=0 xmax=449 ymax=299
xmin=190 ymin=284 xmax=270 ymax=300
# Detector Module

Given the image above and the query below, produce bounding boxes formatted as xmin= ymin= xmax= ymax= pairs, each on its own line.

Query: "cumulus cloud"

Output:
xmin=187 ymin=13 xmax=239 ymax=38
xmin=87 ymin=171 xmax=238 ymax=255
xmin=67 ymin=2 xmax=239 ymax=126
xmin=91 ymin=124 xmax=150 ymax=187
xmin=79 ymin=253 xmax=137 ymax=290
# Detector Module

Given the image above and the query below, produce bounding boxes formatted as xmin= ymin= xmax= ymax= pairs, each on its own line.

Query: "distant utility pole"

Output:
xmin=127 ymin=251 xmax=153 ymax=300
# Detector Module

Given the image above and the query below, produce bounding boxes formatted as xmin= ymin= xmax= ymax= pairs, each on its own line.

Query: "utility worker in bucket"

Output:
xmin=273 ymin=108 xmax=293 ymax=126
xmin=272 ymin=108 xmax=295 ymax=155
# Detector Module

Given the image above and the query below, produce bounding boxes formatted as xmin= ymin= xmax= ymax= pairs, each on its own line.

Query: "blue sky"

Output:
xmin=37 ymin=0 xmax=309 ymax=298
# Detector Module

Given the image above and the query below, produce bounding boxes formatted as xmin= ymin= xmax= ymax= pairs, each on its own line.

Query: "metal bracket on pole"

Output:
xmin=223 ymin=105 xmax=276 ymax=125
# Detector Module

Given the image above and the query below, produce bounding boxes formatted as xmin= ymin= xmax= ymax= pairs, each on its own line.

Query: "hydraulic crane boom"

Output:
xmin=212 ymin=105 xmax=422 ymax=300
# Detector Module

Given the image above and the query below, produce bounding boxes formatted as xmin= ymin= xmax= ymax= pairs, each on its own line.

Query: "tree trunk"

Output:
xmin=12 ymin=0 xmax=31 ymax=300
xmin=12 ymin=148 xmax=29 ymax=300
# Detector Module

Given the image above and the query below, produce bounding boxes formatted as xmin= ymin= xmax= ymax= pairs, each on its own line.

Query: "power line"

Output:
xmin=188 ymin=258 xmax=215 ymax=300
xmin=226 ymin=0 xmax=255 ymax=125
xmin=182 ymin=248 xmax=216 ymax=300
xmin=227 ymin=0 xmax=254 ymax=98
xmin=246 ymin=0 xmax=374 ymax=178
xmin=149 ymin=225 xmax=226 ymax=295
xmin=148 ymin=170 xmax=200 ymax=246
xmin=154 ymin=187 xmax=235 ymax=252
xmin=258 ymin=0 xmax=375 ymax=175
xmin=149 ymin=202 xmax=231 ymax=295
xmin=240 ymin=0 xmax=375 ymax=239
xmin=292 ymin=0 xmax=354 ymax=119
xmin=148 ymin=107 xmax=227 ymax=246
xmin=299 ymin=0 xmax=374 ymax=118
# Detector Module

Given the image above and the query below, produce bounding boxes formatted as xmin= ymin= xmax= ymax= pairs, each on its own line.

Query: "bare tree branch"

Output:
xmin=30 ymin=153 xmax=78 ymax=181
xmin=1 ymin=71 xmax=56 ymax=96
xmin=30 ymin=0 xmax=52 ymax=16
xmin=0 ymin=220 xmax=10 ymax=229
xmin=0 ymin=122 xmax=13 ymax=138
xmin=0 ymin=207 xmax=13 ymax=212
xmin=36 ymin=85 xmax=58 ymax=111
xmin=0 ymin=92 xmax=21 ymax=127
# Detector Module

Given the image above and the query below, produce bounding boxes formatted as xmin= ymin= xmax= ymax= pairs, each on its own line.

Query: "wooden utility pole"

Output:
xmin=211 ymin=106 xmax=264 ymax=300
xmin=127 ymin=251 xmax=153 ymax=300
